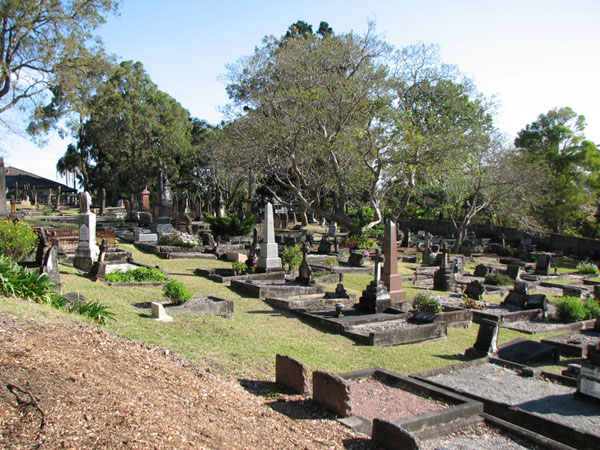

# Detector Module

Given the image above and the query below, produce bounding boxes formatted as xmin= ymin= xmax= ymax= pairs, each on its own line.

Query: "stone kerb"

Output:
xmin=312 ymin=371 xmax=352 ymax=417
xmin=275 ymin=354 xmax=311 ymax=395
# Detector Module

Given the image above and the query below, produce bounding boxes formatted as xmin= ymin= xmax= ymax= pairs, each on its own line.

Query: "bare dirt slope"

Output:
xmin=0 ymin=312 xmax=370 ymax=449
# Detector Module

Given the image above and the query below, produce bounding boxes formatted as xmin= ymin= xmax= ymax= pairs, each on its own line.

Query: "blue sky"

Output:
xmin=5 ymin=0 xmax=600 ymax=184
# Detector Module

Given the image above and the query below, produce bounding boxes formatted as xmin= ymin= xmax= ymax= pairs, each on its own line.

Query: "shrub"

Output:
xmin=0 ymin=220 xmax=38 ymax=261
xmin=584 ymin=297 xmax=600 ymax=319
xmin=484 ymin=271 xmax=513 ymax=286
xmin=104 ymin=267 xmax=169 ymax=283
xmin=282 ymin=244 xmax=303 ymax=272
xmin=232 ymin=261 xmax=255 ymax=275
xmin=205 ymin=214 xmax=255 ymax=237
xmin=323 ymin=256 xmax=339 ymax=268
xmin=576 ymin=261 xmax=599 ymax=275
xmin=413 ymin=292 xmax=443 ymax=313
xmin=71 ymin=300 xmax=115 ymax=325
xmin=158 ymin=230 xmax=200 ymax=247
xmin=0 ymin=255 xmax=56 ymax=304
xmin=556 ymin=296 xmax=587 ymax=323
xmin=163 ymin=280 xmax=193 ymax=305
xmin=340 ymin=234 xmax=377 ymax=250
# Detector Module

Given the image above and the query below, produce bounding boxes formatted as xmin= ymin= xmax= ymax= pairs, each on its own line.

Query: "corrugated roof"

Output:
xmin=4 ymin=166 xmax=77 ymax=193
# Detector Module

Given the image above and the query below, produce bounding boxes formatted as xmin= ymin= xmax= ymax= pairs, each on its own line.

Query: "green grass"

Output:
xmin=0 ymin=241 xmax=568 ymax=380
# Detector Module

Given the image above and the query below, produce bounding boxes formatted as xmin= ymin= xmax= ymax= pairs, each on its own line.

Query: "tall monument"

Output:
xmin=256 ymin=202 xmax=282 ymax=272
xmin=73 ymin=192 xmax=99 ymax=271
xmin=382 ymin=219 xmax=406 ymax=306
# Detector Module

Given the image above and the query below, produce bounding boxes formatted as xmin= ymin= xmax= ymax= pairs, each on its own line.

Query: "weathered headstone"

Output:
xmin=348 ymin=251 xmax=365 ymax=267
xmin=256 ymin=202 xmax=282 ymax=272
xmin=534 ymin=253 xmax=552 ymax=275
xmin=325 ymin=283 xmax=350 ymax=299
xmin=327 ymin=221 xmax=337 ymax=237
xmin=295 ymin=243 xmax=313 ymax=285
xmin=246 ymin=228 xmax=260 ymax=270
xmin=506 ymin=264 xmax=521 ymax=280
xmin=464 ymin=280 xmax=485 ymax=300
xmin=578 ymin=343 xmax=600 ymax=401
xmin=0 ymin=158 xmax=7 ymax=219
xmin=312 ymin=371 xmax=352 ymax=417
xmin=525 ymin=294 xmax=548 ymax=311
xmin=275 ymin=354 xmax=311 ymax=395
xmin=382 ymin=220 xmax=405 ymax=303
xmin=140 ymin=187 xmax=150 ymax=212
xmin=41 ymin=242 xmax=61 ymax=293
xmin=358 ymin=249 xmax=391 ymax=313
xmin=152 ymin=166 xmax=173 ymax=233
xmin=563 ymin=286 xmax=583 ymax=298
xmin=465 ymin=319 xmax=499 ymax=358
xmin=151 ymin=302 xmax=173 ymax=322
xmin=99 ymin=188 xmax=106 ymax=216
xmin=73 ymin=192 xmax=99 ymax=272
xmin=317 ymin=237 xmax=332 ymax=255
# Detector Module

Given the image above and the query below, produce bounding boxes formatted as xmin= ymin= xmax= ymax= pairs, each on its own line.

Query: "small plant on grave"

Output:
xmin=576 ymin=261 xmax=600 ymax=275
xmin=157 ymin=230 xmax=200 ymax=247
xmin=461 ymin=295 xmax=484 ymax=310
xmin=282 ymin=244 xmax=303 ymax=273
xmin=484 ymin=271 xmax=513 ymax=286
xmin=163 ymin=280 xmax=193 ymax=305
xmin=323 ymin=256 xmax=339 ymax=268
xmin=312 ymin=270 xmax=329 ymax=278
xmin=0 ymin=220 xmax=38 ymax=262
xmin=555 ymin=296 xmax=587 ymax=323
xmin=104 ymin=267 xmax=169 ymax=283
xmin=232 ymin=261 xmax=255 ymax=276
xmin=412 ymin=292 xmax=443 ymax=313
xmin=584 ymin=297 xmax=600 ymax=319
xmin=71 ymin=300 xmax=116 ymax=325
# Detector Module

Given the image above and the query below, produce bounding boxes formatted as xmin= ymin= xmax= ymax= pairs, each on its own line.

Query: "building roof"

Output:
xmin=4 ymin=166 xmax=77 ymax=193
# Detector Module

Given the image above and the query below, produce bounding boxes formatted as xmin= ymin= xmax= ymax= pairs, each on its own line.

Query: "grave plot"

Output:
xmin=132 ymin=296 xmax=234 ymax=319
xmin=415 ymin=360 xmax=600 ymax=449
xmin=542 ymin=328 xmax=600 ymax=357
xmin=135 ymin=241 xmax=219 ymax=259
xmin=313 ymin=368 xmax=483 ymax=439
xmin=102 ymin=263 xmax=171 ymax=286
xmin=230 ymin=278 xmax=325 ymax=299
xmin=195 ymin=267 xmax=284 ymax=285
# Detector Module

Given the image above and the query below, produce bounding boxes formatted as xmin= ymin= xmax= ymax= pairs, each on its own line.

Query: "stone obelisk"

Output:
xmin=382 ymin=219 xmax=406 ymax=305
xmin=257 ymin=202 xmax=282 ymax=272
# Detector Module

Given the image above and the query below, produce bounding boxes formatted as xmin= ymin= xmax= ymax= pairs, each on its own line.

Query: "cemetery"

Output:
xmin=1 ymin=5 xmax=599 ymax=448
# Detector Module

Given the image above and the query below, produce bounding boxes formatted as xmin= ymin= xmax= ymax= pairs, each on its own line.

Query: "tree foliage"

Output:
xmin=0 ymin=0 xmax=119 ymax=126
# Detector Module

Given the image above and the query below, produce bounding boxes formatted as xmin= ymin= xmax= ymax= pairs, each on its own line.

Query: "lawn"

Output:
xmin=0 ymin=241 xmax=568 ymax=380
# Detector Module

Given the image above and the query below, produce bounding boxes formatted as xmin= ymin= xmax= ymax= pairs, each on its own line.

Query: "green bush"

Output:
xmin=584 ymin=298 xmax=600 ymax=319
xmin=340 ymin=234 xmax=377 ymax=250
xmin=232 ymin=261 xmax=255 ymax=275
xmin=205 ymin=214 xmax=255 ymax=237
xmin=71 ymin=300 xmax=116 ymax=325
xmin=163 ymin=280 xmax=193 ymax=305
xmin=105 ymin=267 xmax=169 ymax=283
xmin=323 ymin=256 xmax=339 ymax=268
xmin=556 ymin=296 xmax=587 ymax=323
xmin=282 ymin=244 xmax=303 ymax=272
xmin=484 ymin=271 xmax=513 ymax=286
xmin=576 ymin=261 xmax=599 ymax=275
xmin=0 ymin=255 xmax=56 ymax=304
xmin=0 ymin=220 xmax=38 ymax=261
xmin=412 ymin=292 xmax=443 ymax=313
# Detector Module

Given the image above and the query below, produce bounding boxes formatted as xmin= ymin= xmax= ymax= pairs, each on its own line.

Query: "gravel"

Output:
xmin=427 ymin=363 xmax=600 ymax=434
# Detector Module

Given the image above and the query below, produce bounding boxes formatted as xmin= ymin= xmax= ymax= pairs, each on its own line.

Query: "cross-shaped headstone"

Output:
xmin=374 ymin=248 xmax=383 ymax=283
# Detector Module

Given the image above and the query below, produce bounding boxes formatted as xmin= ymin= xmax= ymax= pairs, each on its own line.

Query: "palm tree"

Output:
xmin=56 ymin=143 xmax=90 ymax=191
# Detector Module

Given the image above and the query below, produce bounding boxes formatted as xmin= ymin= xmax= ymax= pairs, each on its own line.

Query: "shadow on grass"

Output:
xmin=433 ymin=353 xmax=470 ymax=364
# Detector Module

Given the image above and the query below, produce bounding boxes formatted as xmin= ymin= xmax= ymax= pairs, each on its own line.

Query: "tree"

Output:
xmin=225 ymin=23 xmax=392 ymax=233
xmin=514 ymin=107 xmax=600 ymax=235
xmin=80 ymin=61 xmax=192 ymax=203
xmin=0 ymin=0 xmax=119 ymax=128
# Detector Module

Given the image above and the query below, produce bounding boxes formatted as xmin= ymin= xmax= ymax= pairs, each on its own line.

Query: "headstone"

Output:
xmin=382 ymin=220 xmax=405 ymax=303
xmin=422 ymin=233 xmax=433 ymax=265
xmin=317 ymin=237 xmax=332 ymax=255
xmin=134 ymin=229 xmax=158 ymax=243
xmin=0 ymin=158 xmax=7 ymax=219
xmin=506 ymin=265 xmax=521 ymax=280
xmin=53 ymin=185 xmax=61 ymax=211
xmin=295 ymin=243 xmax=313 ymax=285
xmin=348 ymin=251 xmax=365 ymax=267
xmin=151 ymin=302 xmax=173 ymax=322
xmin=464 ymin=280 xmax=485 ymax=300
xmin=433 ymin=247 xmax=456 ymax=293
xmin=35 ymin=227 xmax=50 ymax=266
xmin=41 ymin=243 xmax=61 ymax=293
xmin=152 ymin=166 xmax=173 ymax=233
xmin=325 ymin=283 xmax=349 ymax=299
xmin=465 ymin=319 xmax=499 ymax=358
xmin=246 ymin=228 xmax=259 ymax=270
xmin=99 ymin=188 xmax=106 ymax=216
xmin=312 ymin=371 xmax=352 ymax=417
xmin=200 ymin=231 xmax=216 ymax=247
xmin=73 ymin=192 xmax=99 ymax=272
xmin=327 ymin=221 xmax=337 ymax=237
xmin=358 ymin=249 xmax=391 ymax=313
xmin=123 ymin=199 xmax=131 ymax=213
xmin=525 ymin=294 xmax=548 ymax=311
xmin=138 ymin=211 xmax=153 ymax=227
xmin=578 ymin=343 xmax=600 ymax=401
xmin=402 ymin=229 xmax=411 ymax=247
xmin=275 ymin=354 xmax=311 ymax=395
xmin=534 ymin=253 xmax=552 ymax=275
xmin=256 ymin=202 xmax=282 ymax=272
xmin=563 ymin=286 xmax=583 ymax=298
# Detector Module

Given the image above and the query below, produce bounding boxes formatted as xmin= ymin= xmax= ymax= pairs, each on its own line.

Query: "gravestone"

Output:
xmin=200 ymin=231 xmax=216 ymax=247
xmin=525 ymin=294 xmax=548 ymax=311
xmin=99 ymin=188 xmax=106 ymax=216
xmin=256 ymin=202 xmax=282 ymax=272
xmin=464 ymin=280 xmax=485 ymax=300
xmin=465 ymin=319 xmax=499 ymax=358
xmin=327 ymin=221 xmax=337 ymax=237
xmin=73 ymin=192 xmax=99 ymax=272
xmin=422 ymin=232 xmax=433 ymax=265
xmin=534 ymin=253 xmax=552 ymax=275
xmin=138 ymin=211 xmax=153 ymax=227
xmin=578 ymin=343 xmax=600 ymax=401
xmin=140 ymin=187 xmax=150 ymax=212
xmin=295 ymin=243 xmax=313 ymax=285
xmin=151 ymin=302 xmax=173 ymax=322
xmin=41 ymin=241 xmax=61 ymax=293
xmin=276 ymin=354 xmax=311 ymax=395
xmin=382 ymin=220 xmax=406 ymax=303
xmin=506 ymin=264 xmax=521 ymax=280
xmin=563 ymin=286 xmax=583 ymax=298
xmin=348 ymin=251 xmax=365 ymax=267
xmin=152 ymin=166 xmax=173 ymax=233
xmin=317 ymin=237 xmax=332 ymax=255
xmin=0 ymin=158 xmax=7 ymax=219
xmin=433 ymin=244 xmax=456 ymax=292
xmin=358 ymin=249 xmax=391 ymax=314
xmin=246 ymin=228 xmax=260 ymax=270
xmin=503 ymin=281 xmax=528 ymax=308
xmin=324 ymin=283 xmax=350 ymax=299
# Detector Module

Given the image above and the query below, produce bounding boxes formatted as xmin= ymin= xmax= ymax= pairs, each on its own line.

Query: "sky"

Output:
xmin=4 ymin=0 xmax=600 ymax=185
